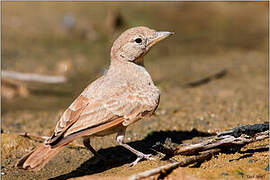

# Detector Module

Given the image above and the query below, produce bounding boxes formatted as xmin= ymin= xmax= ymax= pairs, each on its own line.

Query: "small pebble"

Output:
xmin=62 ymin=13 xmax=76 ymax=29
xmin=199 ymin=117 xmax=204 ymax=121
xmin=221 ymin=172 xmax=228 ymax=176
xmin=160 ymin=110 xmax=166 ymax=115
xmin=64 ymin=157 xmax=70 ymax=163
xmin=265 ymin=163 xmax=269 ymax=171
xmin=5 ymin=159 xmax=11 ymax=165
xmin=237 ymin=171 xmax=244 ymax=176
xmin=4 ymin=130 xmax=10 ymax=134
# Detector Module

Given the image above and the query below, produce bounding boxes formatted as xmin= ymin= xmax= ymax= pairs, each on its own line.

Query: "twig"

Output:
xmin=175 ymin=127 xmax=269 ymax=155
xmin=129 ymin=149 xmax=220 ymax=180
xmin=182 ymin=69 xmax=227 ymax=88
xmin=18 ymin=132 xmax=49 ymax=141
xmin=129 ymin=162 xmax=179 ymax=180
xmin=17 ymin=132 xmax=86 ymax=149
xmin=2 ymin=70 xmax=66 ymax=84
xmin=217 ymin=123 xmax=269 ymax=137
xmin=132 ymin=123 xmax=269 ymax=180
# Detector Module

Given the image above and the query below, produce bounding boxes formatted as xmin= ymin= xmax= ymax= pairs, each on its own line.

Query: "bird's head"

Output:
xmin=110 ymin=26 xmax=174 ymax=65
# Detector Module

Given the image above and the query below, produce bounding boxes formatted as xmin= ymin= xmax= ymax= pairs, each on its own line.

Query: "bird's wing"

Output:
xmin=65 ymin=84 xmax=160 ymax=135
xmin=103 ymin=86 xmax=160 ymax=126
xmin=45 ymin=95 xmax=90 ymax=144
xmin=46 ymin=83 xmax=159 ymax=147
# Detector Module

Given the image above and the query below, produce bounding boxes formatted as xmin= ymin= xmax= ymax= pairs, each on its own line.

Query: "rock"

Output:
xmin=221 ymin=172 xmax=229 ymax=176
xmin=248 ymin=159 xmax=256 ymax=163
xmin=57 ymin=60 xmax=73 ymax=74
xmin=265 ymin=163 xmax=269 ymax=171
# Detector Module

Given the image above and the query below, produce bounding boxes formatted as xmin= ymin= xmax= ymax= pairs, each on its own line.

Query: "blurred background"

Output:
xmin=1 ymin=2 xmax=268 ymax=179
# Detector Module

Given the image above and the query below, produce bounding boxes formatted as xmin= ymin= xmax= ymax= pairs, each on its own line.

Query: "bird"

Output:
xmin=16 ymin=26 xmax=174 ymax=171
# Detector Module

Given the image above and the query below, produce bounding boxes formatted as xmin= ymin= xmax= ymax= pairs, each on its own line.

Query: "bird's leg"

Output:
xmin=83 ymin=137 xmax=105 ymax=161
xmin=116 ymin=128 xmax=155 ymax=166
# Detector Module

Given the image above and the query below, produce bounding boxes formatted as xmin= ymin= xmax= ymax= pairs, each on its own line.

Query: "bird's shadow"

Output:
xmin=50 ymin=129 xmax=213 ymax=180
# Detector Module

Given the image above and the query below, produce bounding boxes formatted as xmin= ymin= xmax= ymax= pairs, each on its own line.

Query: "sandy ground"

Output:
xmin=1 ymin=2 xmax=269 ymax=180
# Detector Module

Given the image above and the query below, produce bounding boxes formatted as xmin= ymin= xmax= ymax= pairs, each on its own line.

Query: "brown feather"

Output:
xmin=51 ymin=116 xmax=125 ymax=148
xmin=46 ymin=95 xmax=89 ymax=144
xmin=16 ymin=143 xmax=64 ymax=171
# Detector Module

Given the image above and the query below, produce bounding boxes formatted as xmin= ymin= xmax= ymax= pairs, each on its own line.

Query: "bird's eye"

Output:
xmin=135 ymin=38 xmax=142 ymax=44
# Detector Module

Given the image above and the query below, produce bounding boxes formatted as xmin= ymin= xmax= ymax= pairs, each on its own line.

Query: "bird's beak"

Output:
xmin=147 ymin=31 xmax=174 ymax=47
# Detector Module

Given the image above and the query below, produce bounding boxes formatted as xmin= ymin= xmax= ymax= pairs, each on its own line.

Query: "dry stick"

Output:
xmin=2 ymin=70 xmax=66 ymax=84
xmin=18 ymin=132 xmax=49 ymax=141
xmin=17 ymin=132 xmax=86 ymax=149
xmin=177 ymin=131 xmax=269 ymax=155
xmin=175 ymin=131 xmax=269 ymax=155
xmin=129 ymin=149 xmax=220 ymax=180
xmin=130 ymin=124 xmax=269 ymax=180
xmin=182 ymin=69 xmax=227 ymax=88
xmin=129 ymin=131 xmax=268 ymax=180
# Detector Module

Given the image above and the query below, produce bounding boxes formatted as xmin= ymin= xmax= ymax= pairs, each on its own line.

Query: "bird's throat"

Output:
xmin=133 ymin=57 xmax=145 ymax=66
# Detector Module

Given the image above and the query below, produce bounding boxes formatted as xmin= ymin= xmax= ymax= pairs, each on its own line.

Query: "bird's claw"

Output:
xmin=144 ymin=154 xmax=155 ymax=161
xmin=129 ymin=153 xmax=155 ymax=167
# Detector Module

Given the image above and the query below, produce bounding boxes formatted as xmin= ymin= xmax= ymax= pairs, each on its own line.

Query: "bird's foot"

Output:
xmin=129 ymin=153 xmax=155 ymax=167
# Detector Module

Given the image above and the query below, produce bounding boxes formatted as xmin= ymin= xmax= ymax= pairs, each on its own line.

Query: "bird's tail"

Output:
xmin=16 ymin=143 xmax=63 ymax=171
